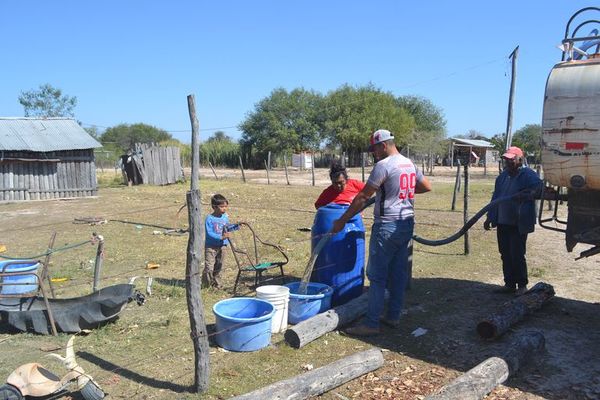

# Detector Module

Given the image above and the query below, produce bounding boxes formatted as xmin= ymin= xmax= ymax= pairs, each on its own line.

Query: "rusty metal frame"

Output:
xmin=0 ymin=265 xmax=58 ymax=336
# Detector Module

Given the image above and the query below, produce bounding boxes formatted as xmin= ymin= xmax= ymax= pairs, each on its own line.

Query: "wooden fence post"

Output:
xmin=451 ymin=163 xmax=461 ymax=211
xmin=92 ymin=235 xmax=105 ymax=292
xmin=361 ymin=152 xmax=365 ymax=183
xmin=284 ymin=153 xmax=290 ymax=185
xmin=463 ymin=163 xmax=470 ymax=255
xmin=238 ymin=155 xmax=246 ymax=183
xmin=267 ymin=151 xmax=271 ymax=171
xmin=185 ymin=94 xmax=210 ymax=393
xmin=264 ymin=160 xmax=270 ymax=184
xmin=311 ymin=151 xmax=315 ymax=186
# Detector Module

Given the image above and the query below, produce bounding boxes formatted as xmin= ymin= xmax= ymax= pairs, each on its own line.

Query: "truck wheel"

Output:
xmin=0 ymin=385 xmax=23 ymax=400
xmin=80 ymin=381 xmax=105 ymax=400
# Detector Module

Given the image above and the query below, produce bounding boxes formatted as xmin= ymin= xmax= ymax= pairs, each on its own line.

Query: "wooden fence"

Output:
xmin=133 ymin=143 xmax=183 ymax=185
xmin=0 ymin=150 xmax=97 ymax=201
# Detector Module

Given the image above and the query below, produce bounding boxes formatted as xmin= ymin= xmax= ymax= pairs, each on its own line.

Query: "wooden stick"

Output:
xmin=361 ymin=152 xmax=365 ymax=182
xmin=186 ymin=94 xmax=210 ymax=393
xmin=425 ymin=330 xmax=544 ymax=400
xmin=92 ymin=235 xmax=105 ymax=292
xmin=284 ymin=153 xmax=290 ymax=185
xmin=264 ymin=160 xmax=270 ymax=184
xmin=239 ymin=155 xmax=246 ymax=183
xmin=477 ymin=282 xmax=555 ymax=340
xmin=41 ymin=231 xmax=57 ymax=298
xmin=208 ymin=161 xmax=219 ymax=180
xmin=451 ymin=163 xmax=461 ymax=211
xmin=231 ymin=348 xmax=384 ymax=400
xmin=311 ymin=151 xmax=315 ymax=186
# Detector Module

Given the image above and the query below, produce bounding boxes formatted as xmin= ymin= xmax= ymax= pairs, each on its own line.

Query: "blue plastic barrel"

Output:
xmin=0 ymin=260 xmax=40 ymax=295
xmin=285 ymin=282 xmax=333 ymax=324
xmin=311 ymin=204 xmax=365 ymax=306
xmin=213 ymin=297 xmax=274 ymax=352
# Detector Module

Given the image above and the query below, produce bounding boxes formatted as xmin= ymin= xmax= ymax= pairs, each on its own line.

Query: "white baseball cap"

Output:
xmin=368 ymin=129 xmax=394 ymax=151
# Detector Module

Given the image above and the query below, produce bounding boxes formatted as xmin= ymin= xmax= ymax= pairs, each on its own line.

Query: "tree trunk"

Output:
xmin=231 ymin=348 xmax=384 ymax=400
xmin=185 ymin=94 xmax=210 ymax=393
xmin=285 ymin=292 xmax=369 ymax=348
xmin=477 ymin=282 xmax=555 ymax=340
xmin=425 ymin=330 xmax=544 ymax=400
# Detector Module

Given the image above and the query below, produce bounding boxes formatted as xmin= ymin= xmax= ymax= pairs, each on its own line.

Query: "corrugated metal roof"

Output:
xmin=452 ymin=138 xmax=495 ymax=148
xmin=0 ymin=118 xmax=102 ymax=152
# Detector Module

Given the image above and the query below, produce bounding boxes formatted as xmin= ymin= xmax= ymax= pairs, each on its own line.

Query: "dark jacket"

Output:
xmin=487 ymin=166 xmax=542 ymax=234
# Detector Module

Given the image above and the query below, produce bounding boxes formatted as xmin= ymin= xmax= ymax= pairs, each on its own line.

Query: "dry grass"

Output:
xmin=0 ymin=169 xmax=598 ymax=399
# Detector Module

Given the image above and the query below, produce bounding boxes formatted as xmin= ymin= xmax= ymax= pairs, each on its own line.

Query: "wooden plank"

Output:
xmin=23 ymin=161 xmax=30 ymax=200
xmin=8 ymin=162 xmax=14 ymax=201
xmin=56 ymin=162 xmax=64 ymax=198
xmin=18 ymin=162 xmax=25 ymax=200
xmin=0 ymin=164 xmax=5 ymax=201
xmin=231 ymin=349 xmax=384 ymax=400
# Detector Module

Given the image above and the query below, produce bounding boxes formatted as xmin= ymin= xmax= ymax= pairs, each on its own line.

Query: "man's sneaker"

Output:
xmin=345 ymin=324 xmax=381 ymax=337
xmin=515 ymin=286 xmax=528 ymax=296
xmin=380 ymin=317 xmax=401 ymax=329
xmin=493 ymin=285 xmax=516 ymax=294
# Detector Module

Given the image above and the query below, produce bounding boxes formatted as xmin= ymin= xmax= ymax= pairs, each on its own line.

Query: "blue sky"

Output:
xmin=1 ymin=1 xmax=595 ymax=143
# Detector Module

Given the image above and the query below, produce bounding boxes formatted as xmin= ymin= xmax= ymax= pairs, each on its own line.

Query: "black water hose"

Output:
xmin=360 ymin=190 xmax=535 ymax=247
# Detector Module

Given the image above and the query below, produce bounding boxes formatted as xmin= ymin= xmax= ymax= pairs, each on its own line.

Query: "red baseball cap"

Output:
xmin=368 ymin=129 xmax=394 ymax=151
xmin=502 ymin=146 xmax=524 ymax=160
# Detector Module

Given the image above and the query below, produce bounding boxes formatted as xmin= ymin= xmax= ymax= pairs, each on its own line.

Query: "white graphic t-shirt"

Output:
xmin=367 ymin=154 xmax=423 ymax=223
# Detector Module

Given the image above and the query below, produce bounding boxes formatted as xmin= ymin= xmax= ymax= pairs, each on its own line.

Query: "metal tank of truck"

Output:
xmin=540 ymin=7 xmax=600 ymax=258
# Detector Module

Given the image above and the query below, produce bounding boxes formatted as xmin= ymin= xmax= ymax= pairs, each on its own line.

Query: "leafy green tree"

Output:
xmin=489 ymin=132 xmax=507 ymax=152
xmin=512 ymin=124 xmax=542 ymax=161
xmin=202 ymin=131 xmax=240 ymax=167
xmin=100 ymin=123 xmax=172 ymax=152
xmin=19 ymin=84 xmax=77 ymax=117
xmin=397 ymin=95 xmax=446 ymax=135
xmin=239 ymin=88 xmax=324 ymax=165
xmin=322 ymin=84 xmax=415 ymax=157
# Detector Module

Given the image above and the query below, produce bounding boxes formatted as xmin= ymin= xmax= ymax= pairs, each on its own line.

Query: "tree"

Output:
xmin=207 ymin=130 xmax=231 ymax=143
xmin=396 ymin=95 xmax=446 ymax=135
xmin=202 ymin=131 xmax=239 ymax=167
xmin=100 ymin=123 xmax=172 ymax=152
xmin=322 ymin=84 xmax=415 ymax=159
xmin=512 ymin=124 xmax=542 ymax=161
xmin=240 ymin=88 xmax=324 ymax=165
xmin=19 ymin=84 xmax=77 ymax=117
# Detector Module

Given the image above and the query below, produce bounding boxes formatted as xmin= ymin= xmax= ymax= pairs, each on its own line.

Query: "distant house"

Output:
xmin=0 ymin=117 xmax=102 ymax=201
xmin=449 ymin=138 xmax=497 ymax=167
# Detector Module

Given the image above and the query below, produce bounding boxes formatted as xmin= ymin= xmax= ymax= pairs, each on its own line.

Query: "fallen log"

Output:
xmin=284 ymin=292 xmax=369 ymax=349
xmin=477 ymin=282 xmax=554 ymax=340
xmin=425 ymin=330 xmax=545 ymax=400
xmin=231 ymin=348 xmax=384 ymax=400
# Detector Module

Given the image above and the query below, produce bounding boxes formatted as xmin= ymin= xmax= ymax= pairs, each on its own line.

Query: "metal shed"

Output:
xmin=0 ymin=117 xmax=102 ymax=201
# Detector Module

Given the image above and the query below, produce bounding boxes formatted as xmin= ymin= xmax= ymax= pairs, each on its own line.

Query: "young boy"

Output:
xmin=203 ymin=194 xmax=231 ymax=289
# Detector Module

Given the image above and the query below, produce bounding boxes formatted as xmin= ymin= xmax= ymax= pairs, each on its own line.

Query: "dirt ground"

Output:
xmin=0 ymin=166 xmax=599 ymax=400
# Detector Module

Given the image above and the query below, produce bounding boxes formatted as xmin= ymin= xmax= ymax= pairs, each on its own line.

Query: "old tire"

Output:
xmin=0 ymin=385 xmax=23 ymax=400
xmin=80 ymin=381 xmax=105 ymax=400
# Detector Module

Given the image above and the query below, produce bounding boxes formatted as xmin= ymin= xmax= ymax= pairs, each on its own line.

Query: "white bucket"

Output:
xmin=256 ymin=285 xmax=290 ymax=333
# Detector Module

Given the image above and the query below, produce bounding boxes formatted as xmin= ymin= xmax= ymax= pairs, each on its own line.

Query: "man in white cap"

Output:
xmin=484 ymin=146 xmax=542 ymax=296
xmin=331 ymin=129 xmax=431 ymax=336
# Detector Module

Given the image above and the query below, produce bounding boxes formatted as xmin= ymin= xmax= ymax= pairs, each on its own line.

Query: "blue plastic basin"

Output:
xmin=0 ymin=260 xmax=40 ymax=295
xmin=213 ymin=297 xmax=274 ymax=352
xmin=285 ymin=282 xmax=333 ymax=324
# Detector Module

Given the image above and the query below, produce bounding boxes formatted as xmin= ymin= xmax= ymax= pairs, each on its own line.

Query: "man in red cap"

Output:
xmin=331 ymin=129 xmax=432 ymax=336
xmin=484 ymin=146 xmax=542 ymax=296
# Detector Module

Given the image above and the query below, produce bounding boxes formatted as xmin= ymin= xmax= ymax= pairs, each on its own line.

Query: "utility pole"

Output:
xmin=505 ymin=46 xmax=519 ymax=150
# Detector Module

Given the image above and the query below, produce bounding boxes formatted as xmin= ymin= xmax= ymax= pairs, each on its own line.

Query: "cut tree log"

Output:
xmin=230 ymin=348 xmax=384 ymax=400
xmin=425 ymin=330 xmax=545 ymax=400
xmin=477 ymin=282 xmax=555 ymax=340
xmin=284 ymin=292 xmax=369 ymax=349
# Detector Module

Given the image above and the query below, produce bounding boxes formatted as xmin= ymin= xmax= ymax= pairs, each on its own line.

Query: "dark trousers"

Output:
xmin=496 ymin=224 xmax=528 ymax=288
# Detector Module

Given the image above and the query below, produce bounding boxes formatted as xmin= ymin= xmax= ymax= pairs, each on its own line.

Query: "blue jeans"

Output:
xmin=364 ymin=219 xmax=414 ymax=328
